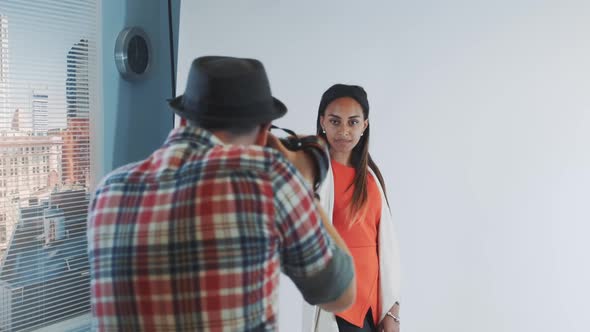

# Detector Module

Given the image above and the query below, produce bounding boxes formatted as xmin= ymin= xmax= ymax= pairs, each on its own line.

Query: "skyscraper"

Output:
xmin=0 ymin=15 xmax=9 ymax=131
xmin=62 ymin=39 xmax=90 ymax=186
xmin=0 ymin=14 xmax=9 ymax=256
xmin=31 ymin=89 xmax=48 ymax=134
xmin=66 ymin=39 xmax=89 ymax=120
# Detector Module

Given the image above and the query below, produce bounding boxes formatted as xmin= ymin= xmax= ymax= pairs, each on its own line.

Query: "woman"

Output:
xmin=309 ymin=84 xmax=401 ymax=332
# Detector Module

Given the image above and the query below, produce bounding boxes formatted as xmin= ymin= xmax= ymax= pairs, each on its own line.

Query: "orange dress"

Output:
xmin=331 ymin=160 xmax=382 ymax=327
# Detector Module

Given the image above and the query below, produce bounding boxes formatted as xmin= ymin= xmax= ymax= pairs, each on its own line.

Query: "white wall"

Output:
xmin=177 ymin=1 xmax=590 ymax=331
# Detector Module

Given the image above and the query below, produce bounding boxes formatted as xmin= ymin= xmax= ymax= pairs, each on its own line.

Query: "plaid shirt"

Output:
xmin=88 ymin=126 xmax=336 ymax=331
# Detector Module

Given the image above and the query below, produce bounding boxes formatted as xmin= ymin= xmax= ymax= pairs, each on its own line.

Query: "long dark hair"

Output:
xmin=316 ymin=85 xmax=388 ymax=226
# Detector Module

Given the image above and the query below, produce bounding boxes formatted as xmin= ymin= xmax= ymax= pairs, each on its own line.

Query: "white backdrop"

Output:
xmin=176 ymin=1 xmax=590 ymax=331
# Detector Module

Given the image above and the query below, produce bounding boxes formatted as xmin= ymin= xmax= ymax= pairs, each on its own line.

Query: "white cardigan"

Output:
xmin=301 ymin=164 xmax=401 ymax=332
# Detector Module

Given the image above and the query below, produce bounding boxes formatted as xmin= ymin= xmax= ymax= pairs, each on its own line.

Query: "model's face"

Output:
xmin=320 ymin=97 xmax=368 ymax=156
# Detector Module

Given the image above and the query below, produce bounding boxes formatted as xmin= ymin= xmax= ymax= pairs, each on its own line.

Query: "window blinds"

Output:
xmin=0 ymin=0 xmax=98 ymax=330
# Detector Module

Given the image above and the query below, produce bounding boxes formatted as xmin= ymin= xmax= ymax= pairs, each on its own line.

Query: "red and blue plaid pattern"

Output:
xmin=87 ymin=126 xmax=335 ymax=331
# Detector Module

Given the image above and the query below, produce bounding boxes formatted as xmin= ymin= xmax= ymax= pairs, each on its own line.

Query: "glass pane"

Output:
xmin=0 ymin=1 xmax=98 ymax=330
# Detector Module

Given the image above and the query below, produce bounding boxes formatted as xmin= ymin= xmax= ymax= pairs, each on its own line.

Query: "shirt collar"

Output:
xmin=164 ymin=126 xmax=225 ymax=148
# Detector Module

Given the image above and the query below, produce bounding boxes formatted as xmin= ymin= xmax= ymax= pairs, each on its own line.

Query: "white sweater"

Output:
xmin=302 ymin=164 xmax=401 ymax=331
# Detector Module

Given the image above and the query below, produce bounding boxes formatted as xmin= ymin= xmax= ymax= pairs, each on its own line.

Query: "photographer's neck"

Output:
xmin=210 ymin=123 xmax=270 ymax=146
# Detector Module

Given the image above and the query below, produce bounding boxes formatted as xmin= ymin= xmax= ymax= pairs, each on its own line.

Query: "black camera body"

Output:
xmin=272 ymin=126 xmax=330 ymax=192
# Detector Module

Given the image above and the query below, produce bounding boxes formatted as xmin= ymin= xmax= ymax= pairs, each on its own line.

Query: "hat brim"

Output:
xmin=168 ymin=95 xmax=287 ymax=125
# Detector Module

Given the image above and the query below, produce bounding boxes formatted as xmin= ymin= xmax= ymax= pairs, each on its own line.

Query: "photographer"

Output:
xmin=87 ymin=56 xmax=355 ymax=331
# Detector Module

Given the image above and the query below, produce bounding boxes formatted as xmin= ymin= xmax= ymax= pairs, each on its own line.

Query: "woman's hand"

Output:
xmin=266 ymin=133 xmax=317 ymax=188
xmin=378 ymin=316 xmax=399 ymax=332
xmin=378 ymin=303 xmax=400 ymax=332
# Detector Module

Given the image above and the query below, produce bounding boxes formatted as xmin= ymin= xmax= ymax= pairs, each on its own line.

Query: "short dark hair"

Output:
xmin=187 ymin=119 xmax=260 ymax=136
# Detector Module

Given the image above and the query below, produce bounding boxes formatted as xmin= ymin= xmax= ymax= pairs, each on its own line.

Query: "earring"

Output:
xmin=322 ymin=129 xmax=326 ymax=133
xmin=361 ymin=132 xmax=364 ymax=136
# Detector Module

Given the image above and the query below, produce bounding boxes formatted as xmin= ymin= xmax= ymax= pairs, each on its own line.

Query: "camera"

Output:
xmin=270 ymin=125 xmax=330 ymax=192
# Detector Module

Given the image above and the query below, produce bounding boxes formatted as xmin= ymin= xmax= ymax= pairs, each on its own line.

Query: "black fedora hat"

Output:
xmin=169 ymin=56 xmax=287 ymax=126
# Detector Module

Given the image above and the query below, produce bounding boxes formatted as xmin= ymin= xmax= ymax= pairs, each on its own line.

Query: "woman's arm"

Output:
xmin=379 ymin=302 xmax=400 ymax=332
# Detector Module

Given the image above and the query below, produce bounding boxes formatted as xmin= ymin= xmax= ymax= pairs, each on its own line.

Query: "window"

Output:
xmin=0 ymin=1 xmax=98 ymax=331
xmin=0 ymin=213 xmax=8 ymax=246
xmin=0 ymin=223 xmax=6 ymax=242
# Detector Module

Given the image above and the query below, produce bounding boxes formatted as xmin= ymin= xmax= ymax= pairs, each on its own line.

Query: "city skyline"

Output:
xmin=1 ymin=6 xmax=93 ymax=262
xmin=0 ymin=4 xmax=96 ymax=132
xmin=0 ymin=1 xmax=97 ymax=330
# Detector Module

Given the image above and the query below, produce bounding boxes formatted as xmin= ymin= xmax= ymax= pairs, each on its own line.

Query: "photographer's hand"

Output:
xmin=267 ymin=133 xmax=317 ymax=188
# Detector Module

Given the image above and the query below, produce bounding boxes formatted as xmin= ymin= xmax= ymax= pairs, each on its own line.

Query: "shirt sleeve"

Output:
xmin=271 ymin=155 xmax=353 ymax=305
